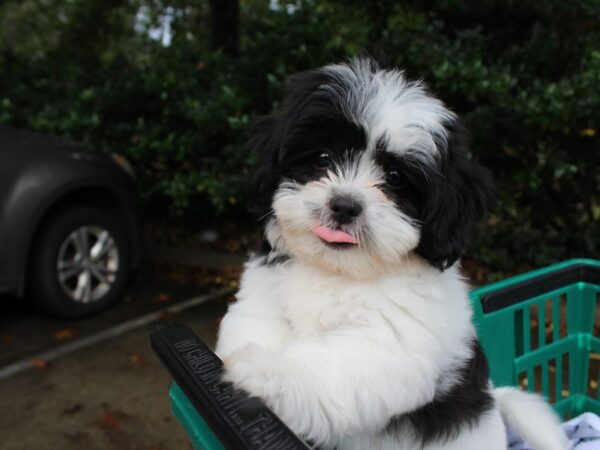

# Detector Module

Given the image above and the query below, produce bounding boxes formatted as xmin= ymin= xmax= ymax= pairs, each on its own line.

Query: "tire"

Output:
xmin=28 ymin=204 xmax=131 ymax=318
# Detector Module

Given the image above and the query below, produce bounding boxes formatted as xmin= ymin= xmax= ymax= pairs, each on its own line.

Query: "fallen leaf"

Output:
xmin=157 ymin=293 xmax=172 ymax=303
xmin=30 ymin=358 xmax=49 ymax=369
xmin=581 ymin=128 xmax=597 ymax=137
xmin=97 ymin=411 xmax=121 ymax=429
xmin=60 ymin=403 xmax=84 ymax=417
xmin=128 ymin=353 xmax=145 ymax=364
xmin=53 ymin=328 xmax=77 ymax=341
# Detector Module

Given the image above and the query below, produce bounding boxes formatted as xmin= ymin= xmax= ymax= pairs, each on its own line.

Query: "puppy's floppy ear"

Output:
xmin=416 ymin=120 xmax=495 ymax=270
xmin=246 ymin=115 xmax=282 ymax=218
xmin=246 ymin=69 xmax=334 ymax=218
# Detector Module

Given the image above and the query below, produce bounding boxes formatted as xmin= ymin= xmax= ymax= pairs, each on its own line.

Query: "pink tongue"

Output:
xmin=311 ymin=226 xmax=358 ymax=244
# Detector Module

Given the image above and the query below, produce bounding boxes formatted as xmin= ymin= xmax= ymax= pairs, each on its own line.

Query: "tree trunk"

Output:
xmin=209 ymin=0 xmax=239 ymax=56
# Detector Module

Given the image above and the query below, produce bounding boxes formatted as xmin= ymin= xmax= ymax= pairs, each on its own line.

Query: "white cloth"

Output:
xmin=507 ymin=413 xmax=600 ymax=450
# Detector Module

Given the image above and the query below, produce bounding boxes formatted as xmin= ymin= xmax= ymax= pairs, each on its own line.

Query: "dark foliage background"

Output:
xmin=1 ymin=0 xmax=598 ymax=278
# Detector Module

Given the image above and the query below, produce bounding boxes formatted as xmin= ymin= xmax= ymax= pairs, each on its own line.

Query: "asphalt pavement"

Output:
xmin=0 ymin=255 xmax=237 ymax=450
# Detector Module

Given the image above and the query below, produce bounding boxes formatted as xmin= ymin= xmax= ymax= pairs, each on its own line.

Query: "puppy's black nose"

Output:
xmin=329 ymin=195 xmax=363 ymax=224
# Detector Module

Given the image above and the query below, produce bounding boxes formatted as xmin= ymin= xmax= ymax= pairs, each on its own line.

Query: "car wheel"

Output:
xmin=28 ymin=205 xmax=130 ymax=318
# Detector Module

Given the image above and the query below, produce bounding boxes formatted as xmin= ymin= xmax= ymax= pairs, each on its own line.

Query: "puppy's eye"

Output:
xmin=315 ymin=151 xmax=331 ymax=168
xmin=386 ymin=169 xmax=405 ymax=187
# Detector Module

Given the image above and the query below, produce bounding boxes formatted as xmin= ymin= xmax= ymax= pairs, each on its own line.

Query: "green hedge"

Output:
xmin=1 ymin=0 xmax=598 ymax=276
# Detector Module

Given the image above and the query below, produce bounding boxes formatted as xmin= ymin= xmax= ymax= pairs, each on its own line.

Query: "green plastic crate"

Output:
xmin=470 ymin=258 xmax=600 ymax=419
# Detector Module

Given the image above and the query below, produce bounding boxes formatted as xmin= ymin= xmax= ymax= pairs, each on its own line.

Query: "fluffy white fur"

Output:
xmin=494 ymin=388 xmax=567 ymax=450
xmin=217 ymin=256 xmax=566 ymax=449
xmin=218 ymin=257 xmax=474 ymax=448
xmin=216 ymin=59 xmax=567 ymax=449
xmin=216 ymin=260 xmax=566 ymax=450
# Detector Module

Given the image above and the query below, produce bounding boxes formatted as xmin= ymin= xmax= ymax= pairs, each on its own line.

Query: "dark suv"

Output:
xmin=0 ymin=126 xmax=142 ymax=318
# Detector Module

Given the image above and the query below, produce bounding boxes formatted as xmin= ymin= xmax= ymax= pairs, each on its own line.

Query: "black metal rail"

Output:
xmin=480 ymin=263 xmax=600 ymax=313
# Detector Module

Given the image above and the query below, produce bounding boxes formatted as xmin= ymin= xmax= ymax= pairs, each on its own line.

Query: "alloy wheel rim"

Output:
xmin=56 ymin=225 xmax=119 ymax=303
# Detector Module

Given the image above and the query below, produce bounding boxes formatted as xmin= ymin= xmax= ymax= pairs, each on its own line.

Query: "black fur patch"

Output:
xmin=374 ymin=148 xmax=434 ymax=220
xmin=255 ymin=239 xmax=291 ymax=266
xmin=246 ymin=69 xmax=367 ymax=218
xmin=415 ymin=119 xmax=495 ymax=270
xmin=386 ymin=340 xmax=494 ymax=446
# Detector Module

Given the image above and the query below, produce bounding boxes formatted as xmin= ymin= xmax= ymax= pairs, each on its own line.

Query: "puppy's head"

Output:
xmin=248 ymin=58 xmax=493 ymax=277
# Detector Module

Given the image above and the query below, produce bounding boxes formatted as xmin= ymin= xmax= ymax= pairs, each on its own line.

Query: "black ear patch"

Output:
xmin=246 ymin=68 xmax=366 ymax=219
xmin=246 ymin=115 xmax=282 ymax=218
xmin=416 ymin=120 xmax=495 ymax=270
xmin=246 ymin=69 xmax=332 ymax=218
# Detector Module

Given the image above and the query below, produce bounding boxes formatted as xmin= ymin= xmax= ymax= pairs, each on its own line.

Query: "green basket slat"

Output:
xmin=553 ymin=398 xmax=572 ymax=416
xmin=514 ymin=336 xmax=578 ymax=370
xmin=580 ymin=396 xmax=600 ymax=414
xmin=523 ymin=307 xmax=531 ymax=354
xmin=170 ymin=383 xmax=225 ymax=450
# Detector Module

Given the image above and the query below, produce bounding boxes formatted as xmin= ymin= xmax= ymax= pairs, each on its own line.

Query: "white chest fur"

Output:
xmin=224 ymin=256 xmax=476 ymax=374
xmin=216 ymin=256 xmax=478 ymax=448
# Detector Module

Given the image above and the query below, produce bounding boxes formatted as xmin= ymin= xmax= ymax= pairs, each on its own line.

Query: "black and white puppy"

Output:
xmin=216 ymin=58 xmax=566 ymax=450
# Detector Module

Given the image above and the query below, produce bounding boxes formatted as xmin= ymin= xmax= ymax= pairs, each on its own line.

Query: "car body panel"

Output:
xmin=0 ymin=126 xmax=142 ymax=296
